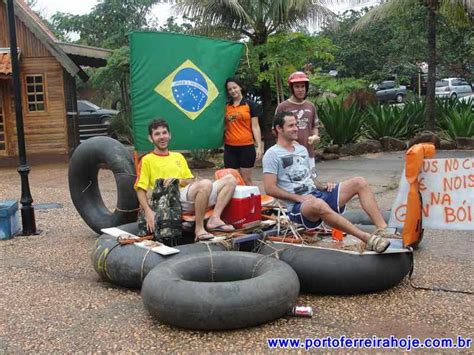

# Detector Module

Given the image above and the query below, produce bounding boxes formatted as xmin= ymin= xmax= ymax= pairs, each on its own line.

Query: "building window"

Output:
xmin=25 ymin=74 xmax=46 ymax=112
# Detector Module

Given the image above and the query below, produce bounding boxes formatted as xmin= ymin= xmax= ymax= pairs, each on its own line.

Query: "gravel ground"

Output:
xmin=1 ymin=152 xmax=473 ymax=353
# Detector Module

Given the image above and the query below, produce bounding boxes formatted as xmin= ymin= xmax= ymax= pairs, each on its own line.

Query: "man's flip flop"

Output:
xmin=207 ymin=224 xmax=235 ymax=232
xmin=195 ymin=233 xmax=214 ymax=241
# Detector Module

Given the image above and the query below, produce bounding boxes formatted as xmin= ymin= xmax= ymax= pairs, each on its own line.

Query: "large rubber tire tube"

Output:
xmin=343 ymin=209 xmax=391 ymax=225
xmin=69 ymin=136 xmax=139 ymax=234
xmin=92 ymin=223 xmax=229 ymax=289
xmin=141 ymin=251 xmax=300 ymax=330
xmin=258 ymin=242 xmax=412 ymax=295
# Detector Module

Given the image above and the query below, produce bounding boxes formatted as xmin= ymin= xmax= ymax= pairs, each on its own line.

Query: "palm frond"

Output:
xmin=174 ymin=0 xmax=254 ymax=32
xmin=186 ymin=23 xmax=242 ymax=40
xmin=174 ymin=0 xmax=339 ymax=39
xmin=440 ymin=0 xmax=474 ymax=25
xmin=351 ymin=0 xmax=418 ymax=32
xmin=443 ymin=0 xmax=474 ymax=15
xmin=294 ymin=3 xmax=337 ymax=31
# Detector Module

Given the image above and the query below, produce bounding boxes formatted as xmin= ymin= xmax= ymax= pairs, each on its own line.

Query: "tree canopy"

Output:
xmin=51 ymin=0 xmax=160 ymax=48
xmin=351 ymin=0 xmax=473 ymax=131
xmin=321 ymin=5 xmax=473 ymax=83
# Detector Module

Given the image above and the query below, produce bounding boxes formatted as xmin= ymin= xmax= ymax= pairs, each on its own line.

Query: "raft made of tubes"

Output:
xmin=92 ymin=223 xmax=231 ymax=289
xmin=258 ymin=233 xmax=412 ymax=295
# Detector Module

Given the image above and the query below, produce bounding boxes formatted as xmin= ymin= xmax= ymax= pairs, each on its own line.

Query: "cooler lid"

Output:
xmin=0 ymin=200 xmax=18 ymax=217
xmin=232 ymin=185 xmax=260 ymax=198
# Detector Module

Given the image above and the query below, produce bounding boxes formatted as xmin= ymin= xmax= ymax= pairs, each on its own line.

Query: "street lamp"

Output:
xmin=6 ymin=0 xmax=37 ymax=235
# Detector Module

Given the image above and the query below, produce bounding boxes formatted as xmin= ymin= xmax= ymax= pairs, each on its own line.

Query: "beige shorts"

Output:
xmin=180 ymin=181 xmax=219 ymax=213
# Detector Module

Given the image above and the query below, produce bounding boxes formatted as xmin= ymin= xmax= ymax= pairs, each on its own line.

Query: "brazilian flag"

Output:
xmin=130 ymin=32 xmax=244 ymax=151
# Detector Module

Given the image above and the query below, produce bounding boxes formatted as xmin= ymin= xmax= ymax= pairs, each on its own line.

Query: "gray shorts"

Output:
xmin=179 ymin=181 xmax=219 ymax=213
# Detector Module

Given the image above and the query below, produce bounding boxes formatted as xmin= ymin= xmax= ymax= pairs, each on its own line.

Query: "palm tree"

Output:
xmin=174 ymin=0 xmax=338 ymax=146
xmin=352 ymin=0 xmax=473 ymax=132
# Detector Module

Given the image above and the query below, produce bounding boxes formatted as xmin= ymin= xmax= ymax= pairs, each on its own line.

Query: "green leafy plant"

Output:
xmin=364 ymin=105 xmax=409 ymax=140
xmin=436 ymin=97 xmax=459 ymax=121
xmin=317 ymin=100 xmax=364 ymax=145
xmin=439 ymin=105 xmax=474 ymax=140
xmin=189 ymin=149 xmax=210 ymax=161
xmin=109 ymin=111 xmax=133 ymax=145
xmin=400 ymin=99 xmax=426 ymax=135
xmin=364 ymin=99 xmax=428 ymax=140
xmin=310 ymin=75 xmax=368 ymax=99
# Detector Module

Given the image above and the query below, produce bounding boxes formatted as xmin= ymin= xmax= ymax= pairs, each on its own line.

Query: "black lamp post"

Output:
xmin=6 ymin=0 xmax=37 ymax=235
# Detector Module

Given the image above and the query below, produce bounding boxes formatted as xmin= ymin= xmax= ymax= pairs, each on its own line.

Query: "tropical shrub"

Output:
xmin=109 ymin=111 xmax=133 ymax=145
xmin=317 ymin=100 xmax=364 ymax=145
xmin=364 ymin=105 xmax=410 ymax=140
xmin=436 ymin=97 xmax=459 ymax=122
xmin=439 ymin=105 xmax=474 ymax=140
xmin=400 ymin=99 xmax=426 ymax=135
xmin=364 ymin=99 xmax=427 ymax=140
xmin=189 ymin=149 xmax=210 ymax=161
xmin=310 ymin=76 xmax=368 ymax=103
xmin=343 ymin=89 xmax=378 ymax=111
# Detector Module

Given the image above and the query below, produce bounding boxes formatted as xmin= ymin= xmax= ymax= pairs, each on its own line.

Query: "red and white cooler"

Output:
xmin=222 ymin=186 xmax=262 ymax=229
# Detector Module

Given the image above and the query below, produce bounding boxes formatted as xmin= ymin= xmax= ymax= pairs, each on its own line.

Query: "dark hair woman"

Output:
xmin=223 ymin=77 xmax=263 ymax=185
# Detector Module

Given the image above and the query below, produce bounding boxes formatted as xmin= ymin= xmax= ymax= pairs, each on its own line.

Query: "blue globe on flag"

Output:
xmin=154 ymin=59 xmax=219 ymax=121
xmin=172 ymin=68 xmax=208 ymax=112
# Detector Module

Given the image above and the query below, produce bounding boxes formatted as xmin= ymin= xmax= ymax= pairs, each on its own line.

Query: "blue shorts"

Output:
xmin=288 ymin=184 xmax=346 ymax=229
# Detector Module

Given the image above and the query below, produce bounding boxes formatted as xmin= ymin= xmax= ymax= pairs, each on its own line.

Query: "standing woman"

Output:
xmin=224 ymin=77 xmax=263 ymax=185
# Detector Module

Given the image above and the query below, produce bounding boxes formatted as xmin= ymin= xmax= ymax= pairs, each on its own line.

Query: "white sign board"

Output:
xmin=389 ymin=158 xmax=474 ymax=230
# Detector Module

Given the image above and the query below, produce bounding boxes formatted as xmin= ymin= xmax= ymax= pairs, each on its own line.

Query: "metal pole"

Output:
xmin=418 ymin=72 xmax=421 ymax=99
xmin=6 ymin=0 xmax=37 ymax=235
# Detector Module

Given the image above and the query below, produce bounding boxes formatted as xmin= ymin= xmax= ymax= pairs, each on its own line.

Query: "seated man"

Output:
xmin=262 ymin=111 xmax=393 ymax=253
xmin=135 ymin=118 xmax=237 ymax=241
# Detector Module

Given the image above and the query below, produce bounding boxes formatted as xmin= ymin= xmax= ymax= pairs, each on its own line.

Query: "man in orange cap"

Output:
xmin=276 ymin=71 xmax=320 ymax=176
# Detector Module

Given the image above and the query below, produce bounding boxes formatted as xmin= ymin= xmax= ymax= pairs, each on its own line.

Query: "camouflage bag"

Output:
xmin=137 ymin=178 xmax=182 ymax=246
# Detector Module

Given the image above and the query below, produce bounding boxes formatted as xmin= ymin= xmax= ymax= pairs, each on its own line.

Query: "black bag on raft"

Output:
xmin=138 ymin=179 xmax=182 ymax=246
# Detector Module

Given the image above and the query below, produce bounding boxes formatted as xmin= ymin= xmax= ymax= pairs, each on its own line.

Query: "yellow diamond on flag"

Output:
xmin=154 ymin=59 xmax=219 ymax=121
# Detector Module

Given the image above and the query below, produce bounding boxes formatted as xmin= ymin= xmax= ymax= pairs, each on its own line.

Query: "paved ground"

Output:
xmin=1 ymin=150 xmax=473 ymax=353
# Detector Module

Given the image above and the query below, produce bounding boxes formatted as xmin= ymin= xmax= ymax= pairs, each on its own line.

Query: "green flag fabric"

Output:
xmin=130 ymin=32 xmax=244 ymax=151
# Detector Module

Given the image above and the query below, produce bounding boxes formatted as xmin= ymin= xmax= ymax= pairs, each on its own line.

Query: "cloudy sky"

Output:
xmin=33 ymin=0 xmax=174 ymax=23
xmin=33 ymin=0 xmax=381 ymax=21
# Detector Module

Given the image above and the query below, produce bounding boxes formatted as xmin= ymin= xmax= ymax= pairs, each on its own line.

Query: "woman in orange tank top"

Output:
xmin=224 ymin=77 xmax=263 ymax=185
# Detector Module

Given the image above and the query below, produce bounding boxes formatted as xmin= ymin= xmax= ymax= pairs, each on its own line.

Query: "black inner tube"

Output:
xmin=69 ymin=137 xmax=139 ymax=233
xmin=142 ymin=251 xmax=300 ymax=330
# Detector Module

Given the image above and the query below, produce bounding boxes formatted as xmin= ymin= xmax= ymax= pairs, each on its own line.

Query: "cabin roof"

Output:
xmin=2 ymin=0 xmax=112 ymax=81
xmin=58 ymin=43 xmax=113 ymax=68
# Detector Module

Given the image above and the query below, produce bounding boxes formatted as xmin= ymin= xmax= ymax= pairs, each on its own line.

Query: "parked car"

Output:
xmin=435 ymin=78 xmax=473 ymax=99
xmin=78 ymin=100 xmax=119 ymax=125
xmin=372 ymin=81 xmax=407 ymax=103
xmin=77 ymin=100 xmax=119 ymax=142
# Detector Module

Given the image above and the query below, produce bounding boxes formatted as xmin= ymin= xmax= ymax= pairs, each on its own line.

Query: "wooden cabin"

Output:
xmin=0 ymin=0 xmax=111 ymax=166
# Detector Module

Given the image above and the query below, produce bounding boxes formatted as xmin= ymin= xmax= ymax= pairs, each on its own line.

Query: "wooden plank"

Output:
xmin=11 ymin=127 xmax=68 ymax=135
xmin=24 ymin=143 xmax=67 ymax=152
xmin=0 ymin=2 xmax=7 ymax=46
xmin=0 ymin=2 xmax=50 ymax=57
xmin=13 ymin=3 xmax=80 ymax=78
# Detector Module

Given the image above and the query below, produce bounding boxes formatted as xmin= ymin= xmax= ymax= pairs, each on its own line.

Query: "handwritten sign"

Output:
xmin=389 ymin=158 xmax=474 ymax=230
